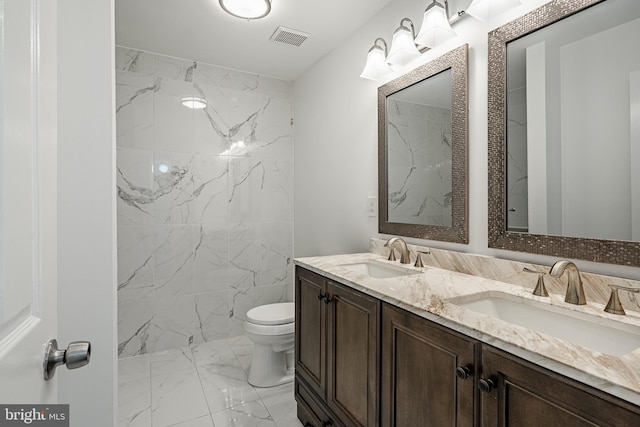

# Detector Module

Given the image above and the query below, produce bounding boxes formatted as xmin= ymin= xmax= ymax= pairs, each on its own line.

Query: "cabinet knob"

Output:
xmin=478 ymin=378 xmax=495 ymax=393
xmin=316 ymin=293 xmax=333 ymax=304
xmin=455 ymin=366 xmax=472 ymax=380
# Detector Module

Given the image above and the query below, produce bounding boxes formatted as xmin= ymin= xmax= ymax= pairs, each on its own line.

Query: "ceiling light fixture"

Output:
xmin=360 ymin=38 xmax=393 ymax=81
xmin=465 ymin=0 xmax=522 ymax=22
xmin=219 ymin=0 xmax=271 ymax=20
xmin=181 ymin=97 xmax=208 ymax=109
xmin=386 ymin=18 xmax=422 ymax=66
xmin=415 ymin=0 xmax=457 ymax=48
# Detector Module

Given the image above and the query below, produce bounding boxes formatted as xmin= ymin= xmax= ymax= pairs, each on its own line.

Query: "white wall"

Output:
xmin=632 ymin=71 xmax=640 ymax=241
xmin=293 ymin=0 xmax=640 ymax=280
xmin=58 ymin=0 xmax=116 ymax=425
xmin=560 ymin=19 xmax=640 ymax=241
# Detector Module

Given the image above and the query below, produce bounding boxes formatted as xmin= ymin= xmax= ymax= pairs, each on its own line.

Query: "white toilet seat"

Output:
xmin=246 ymin=302 xmax=294 ymax=325
xmin=244 ymin=320 xmax=294 ymax=336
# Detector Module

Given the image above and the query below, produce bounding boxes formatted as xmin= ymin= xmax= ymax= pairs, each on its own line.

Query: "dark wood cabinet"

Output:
xmin=479 ymin=346 xmax=640 ymax=427
xmin=296 ymin=379 xmax=337 ymax=427
xmin=381 ymin=303 xmax=477 ymax=427
xmin=296 ymin=267 xmax=326 ymax=398
xmin=295 ymin=267 xmax=380 ymax=427
xmin=296 ymin=266 xmax=640 ymax=427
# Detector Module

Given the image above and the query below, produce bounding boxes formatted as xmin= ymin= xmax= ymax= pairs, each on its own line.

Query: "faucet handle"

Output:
xmin=604 ymin=284 xmax=640 ymax=315
xmin=523 ymin=268 xmax=549 ymax=297
xmin=414 ymin=250 xmax=431 ymax=267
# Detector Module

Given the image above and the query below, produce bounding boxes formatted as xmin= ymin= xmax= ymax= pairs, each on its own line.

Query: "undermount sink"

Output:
xmin=449 ymin=292 xmax=640 ymax=356
xmin=338 ymin=261 xmax=421 ymax=279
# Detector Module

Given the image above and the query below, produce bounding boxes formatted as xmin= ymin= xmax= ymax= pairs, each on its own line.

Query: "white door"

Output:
xmin=0 ymin=0 xmax=60 ymax=402
xmin=0 ymin=0 xmax=116 ymax=422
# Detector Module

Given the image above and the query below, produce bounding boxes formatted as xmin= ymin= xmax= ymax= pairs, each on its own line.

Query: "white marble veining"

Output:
xmin=118 ymin=337 xmax=302 ymax=427
xmin=506 ymin=86 xmax=529 ymax=232
xmin=387 ymin=99 xmax=452 ymax=227
xmin=116 ymin=47 xmax=293 ymax=357
xmin=295 ymin=241 xmax=640 ymax=406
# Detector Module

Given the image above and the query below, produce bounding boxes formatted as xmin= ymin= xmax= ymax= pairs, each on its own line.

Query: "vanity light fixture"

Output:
xmin=219 ymin=0 xmax=271 ymax=20
xmin=181 ymin=96 xmax=207 ymax=109
xmin=465 ymin=0 xmax=521 ymax=22
xmin=414 ymin=0 xmax=457 ymax=48
xmin=359 ymin=0 xmax=487 ymax=80
xmin=360 ymin=38 xmax=393 ymax=80
xmin=386 ymin=18 xmax=422 ymax=66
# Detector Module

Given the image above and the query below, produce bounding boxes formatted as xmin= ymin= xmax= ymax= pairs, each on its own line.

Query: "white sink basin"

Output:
xmin=338 ymin=261 xmax=421 ymax=279
xmin=449 ymin=292 xmax=640 ymax=356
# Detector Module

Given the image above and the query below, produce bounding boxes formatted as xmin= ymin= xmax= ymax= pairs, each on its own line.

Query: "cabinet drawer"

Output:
xmin=297 ymin=401 xmax=322 ymax=427
xmin=296 ymin=378 xmax=341 ymax=427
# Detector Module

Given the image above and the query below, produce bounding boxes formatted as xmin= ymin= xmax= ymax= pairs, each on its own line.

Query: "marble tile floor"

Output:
xmin=118 ymin=336 xmax=303 ymax=427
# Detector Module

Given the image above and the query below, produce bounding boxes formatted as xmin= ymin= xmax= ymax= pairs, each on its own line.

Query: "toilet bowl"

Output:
xmin=243 ymin=302 xmax=295 ymax=387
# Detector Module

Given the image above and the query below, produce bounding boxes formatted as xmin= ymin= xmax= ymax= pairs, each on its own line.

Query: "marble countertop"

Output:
xmin=295 ymin=252 xmax=640 ymax=406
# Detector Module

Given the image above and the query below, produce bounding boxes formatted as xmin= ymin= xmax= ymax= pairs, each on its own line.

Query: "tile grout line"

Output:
xmin=190 ymin=344 xmax=218 ymax=426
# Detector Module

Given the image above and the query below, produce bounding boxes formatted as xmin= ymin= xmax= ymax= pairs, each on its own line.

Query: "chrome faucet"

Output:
xmin=549 ymin=260 xmax=586 ymax=305
xmin=385 ymin=237 xmax=411 ymax=264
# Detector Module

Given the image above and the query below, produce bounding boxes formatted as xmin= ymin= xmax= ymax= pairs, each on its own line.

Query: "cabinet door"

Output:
xmin=296 ymin=267 xmax=327 ymax=397
xmin=381 ymin=303 xmax=477 ymax=427
xmin=480 ymin=346 xmax=640 ymax=427
xmin=326 ymin=281 xmax=380 ymax=427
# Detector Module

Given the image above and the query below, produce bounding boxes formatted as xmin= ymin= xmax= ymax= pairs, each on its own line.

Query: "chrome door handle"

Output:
xmin=43 ymin=339 xmax=91 ymax=380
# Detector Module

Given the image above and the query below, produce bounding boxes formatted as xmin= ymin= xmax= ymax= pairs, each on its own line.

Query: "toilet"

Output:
xmin=243 ymin=302 xmax=295 ymax=387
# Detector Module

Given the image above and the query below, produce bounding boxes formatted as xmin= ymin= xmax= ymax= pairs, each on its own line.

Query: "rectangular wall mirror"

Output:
xmin=488 ymin=0 xmax=640 ymax=266
xmin=379 ymin=44 xmax=468 ymax=244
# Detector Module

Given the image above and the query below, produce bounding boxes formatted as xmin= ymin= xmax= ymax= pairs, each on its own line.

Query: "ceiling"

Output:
xmin=115 ymin=0 xmax=393 ymax=81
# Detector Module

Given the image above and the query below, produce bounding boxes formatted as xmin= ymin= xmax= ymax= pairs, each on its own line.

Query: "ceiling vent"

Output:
xmin=269 ymin=26 xmax=310 ymax=47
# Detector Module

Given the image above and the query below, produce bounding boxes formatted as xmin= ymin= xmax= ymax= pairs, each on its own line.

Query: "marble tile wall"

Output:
xmin=116 ymin=47 xmax=294 ymax=358
xmin=506 ymin=86 xmax=529 ymax=232
xmin=386 ymin=99 xmax=452 ymax=227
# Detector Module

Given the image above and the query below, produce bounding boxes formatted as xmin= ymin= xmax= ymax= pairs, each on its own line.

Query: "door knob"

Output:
xmin=43 ymin=339 xmax=91 ymax=380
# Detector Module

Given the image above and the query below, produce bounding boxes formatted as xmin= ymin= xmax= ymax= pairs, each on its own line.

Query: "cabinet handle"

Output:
xmin=316 ymin=293 xmax=333 ymax=304
xmin=478 ymin=378 xmax=495 ymax=393
xmin=455 ymin=366 xmax=472 ymax=380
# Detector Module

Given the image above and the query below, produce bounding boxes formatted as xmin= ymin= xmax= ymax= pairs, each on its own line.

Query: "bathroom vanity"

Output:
xmin=295 ymin=268 xmax=379 ymax=427
xmin=294 ymin=250 xmax=640 ymax=427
